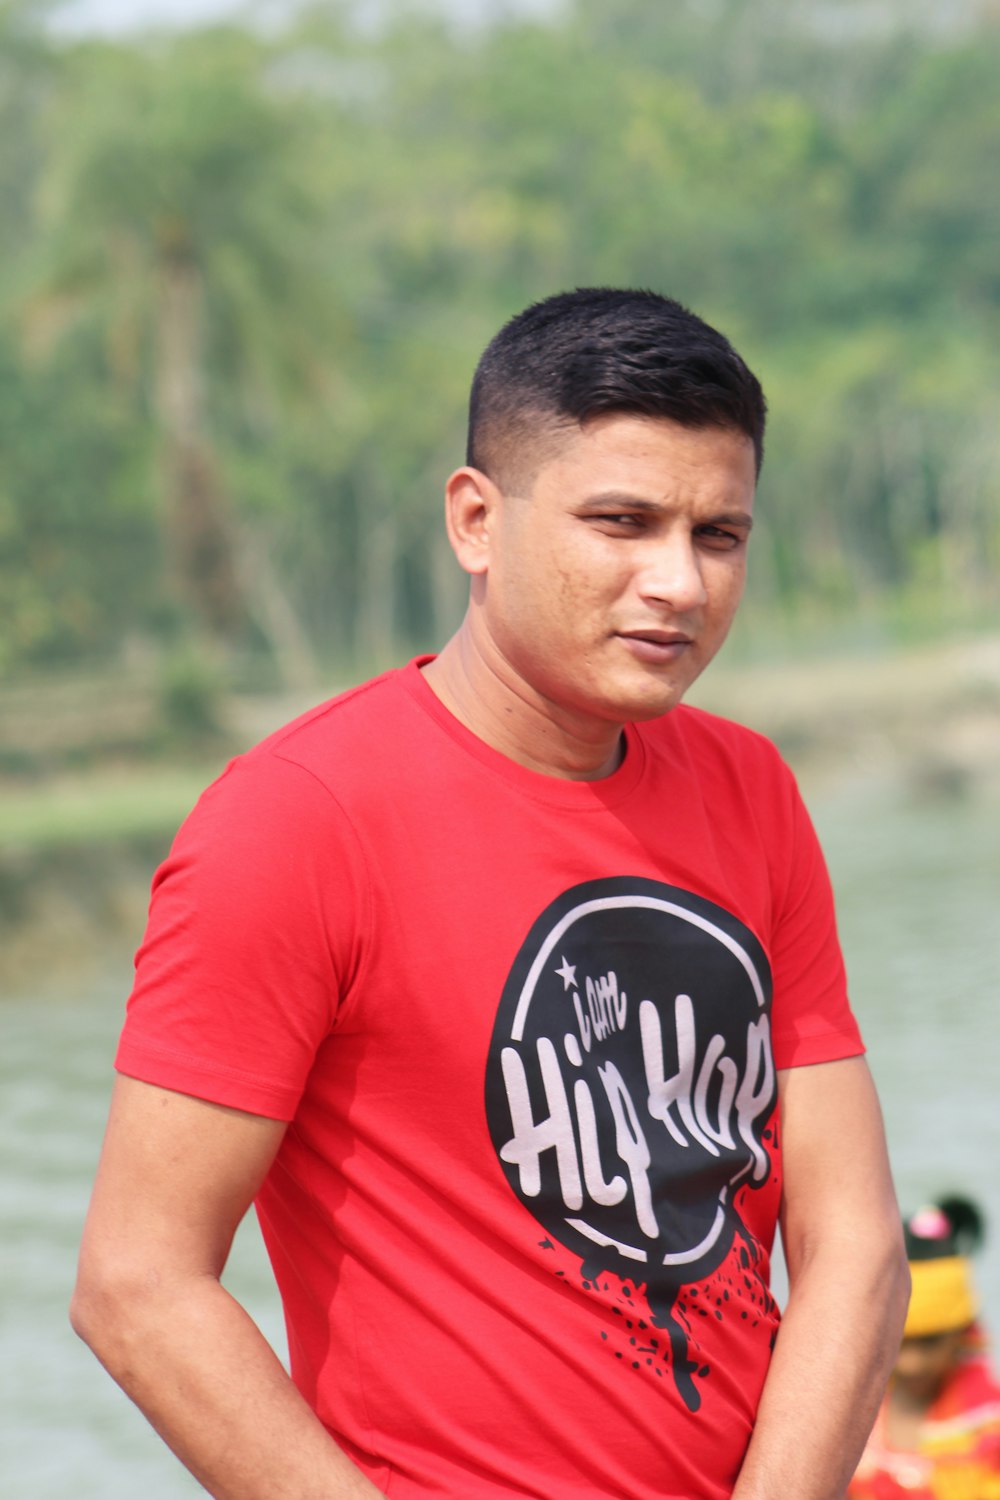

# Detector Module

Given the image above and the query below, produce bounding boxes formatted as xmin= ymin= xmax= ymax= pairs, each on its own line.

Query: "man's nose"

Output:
xmin=636 ymin=537 xmax=708 ymax=612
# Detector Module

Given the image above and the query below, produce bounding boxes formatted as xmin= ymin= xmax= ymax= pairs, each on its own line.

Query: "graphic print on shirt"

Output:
xmin=485 ymin=876 xmax=777 ymax=1413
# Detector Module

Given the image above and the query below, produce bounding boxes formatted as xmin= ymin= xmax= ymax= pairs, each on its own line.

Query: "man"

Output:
xmin=73 ymin=287 xmax=909 ymax=1499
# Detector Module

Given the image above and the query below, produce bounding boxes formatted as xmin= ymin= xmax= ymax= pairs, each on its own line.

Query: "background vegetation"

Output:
xmin=1 ymin=0 xmax=998 ymax=706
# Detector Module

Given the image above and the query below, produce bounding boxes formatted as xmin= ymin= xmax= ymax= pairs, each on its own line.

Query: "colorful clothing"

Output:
xmin=118 ymin=658 xmax=863 ymax=1499
xmin=850 ymin=1338 xmax=1000 ymax=1500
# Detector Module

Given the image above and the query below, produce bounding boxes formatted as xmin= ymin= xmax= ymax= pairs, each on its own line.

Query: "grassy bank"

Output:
xmin=2 ymin=764 xmax=220 ymax=850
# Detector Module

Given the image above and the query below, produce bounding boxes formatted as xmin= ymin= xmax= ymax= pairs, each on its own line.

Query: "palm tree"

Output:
xmin=23 ymin=23 xmax=346 ymax=685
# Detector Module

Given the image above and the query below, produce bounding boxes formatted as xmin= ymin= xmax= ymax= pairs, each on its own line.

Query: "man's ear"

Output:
xmin=443 ymin=466 xmax=501 ymax=576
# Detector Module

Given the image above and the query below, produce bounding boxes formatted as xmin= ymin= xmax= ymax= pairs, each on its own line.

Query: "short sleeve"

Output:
xmin=115 ymin=752 xmax=371 ymax=1119
xmin=767 ymin=769 xmax=864 ymax=1071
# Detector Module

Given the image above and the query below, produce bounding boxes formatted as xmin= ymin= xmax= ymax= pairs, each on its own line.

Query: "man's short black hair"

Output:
xmin=467 ymin=287 xmax=766 ymax=488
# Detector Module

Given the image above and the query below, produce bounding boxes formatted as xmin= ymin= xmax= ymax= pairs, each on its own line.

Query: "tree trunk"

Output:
xmin=354 ymin=466 xmax=399 ymax=670
xmin=236 ymin=527 xmax=321 ymax=693
xmin=155 ymin=253 xmax=245 ymax=641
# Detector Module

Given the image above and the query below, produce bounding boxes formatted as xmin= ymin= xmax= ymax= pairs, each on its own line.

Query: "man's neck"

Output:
xmin=421 ymin=628 xmax=625 ymax=782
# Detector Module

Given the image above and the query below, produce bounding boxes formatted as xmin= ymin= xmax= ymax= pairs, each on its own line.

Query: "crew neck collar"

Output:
xmin=400 ymin=656 xmax=648 ymax=810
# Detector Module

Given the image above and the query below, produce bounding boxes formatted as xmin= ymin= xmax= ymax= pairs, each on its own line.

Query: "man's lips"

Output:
xmin=616 ymin=629 xmax=694 ymax=664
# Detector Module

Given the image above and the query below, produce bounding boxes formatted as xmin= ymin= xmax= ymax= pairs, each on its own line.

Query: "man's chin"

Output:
xmin=623 ymin=693 xmax=687 ymax=723
xmin=552 ymin=662 xmax=698 ymax=727
xmin=601 ymin=677 xmax=693 ymax=724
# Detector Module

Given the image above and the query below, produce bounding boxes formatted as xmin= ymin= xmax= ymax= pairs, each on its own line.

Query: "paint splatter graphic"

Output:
xmin=540 ymin=1217 xmax=780 ymax=1407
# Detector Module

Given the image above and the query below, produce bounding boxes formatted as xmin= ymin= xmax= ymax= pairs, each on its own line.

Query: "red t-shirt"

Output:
xmin=117 ymin=659 xmax=863 ymax=1499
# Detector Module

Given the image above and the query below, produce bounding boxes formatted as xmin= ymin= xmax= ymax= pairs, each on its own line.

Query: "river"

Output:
xmin=2 ymin=771 xmax=998 ymax=1497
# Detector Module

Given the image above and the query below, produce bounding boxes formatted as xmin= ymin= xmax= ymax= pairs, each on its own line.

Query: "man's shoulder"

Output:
xmin=644 ymin=700 xmax=789 ymax=769
xmin=637 ymin=702 xmax=801 ymax=821
xmin=250 ymin=665 xmax=410 ymax=765
xmin=190 ymin=664 xmax=420 ymax=826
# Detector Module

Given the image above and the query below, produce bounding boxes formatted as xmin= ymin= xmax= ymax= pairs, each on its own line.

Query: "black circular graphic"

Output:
xmin=485 ymin=876 xmax=776 ymax=1410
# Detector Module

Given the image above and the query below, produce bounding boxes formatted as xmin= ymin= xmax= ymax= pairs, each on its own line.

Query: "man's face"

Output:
xmin=477 ymin=413 xmax=756 ymax=729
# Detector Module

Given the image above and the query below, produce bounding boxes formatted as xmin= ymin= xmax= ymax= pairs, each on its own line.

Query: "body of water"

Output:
xmin=2 ymin=771 xmax=998 ymax=1496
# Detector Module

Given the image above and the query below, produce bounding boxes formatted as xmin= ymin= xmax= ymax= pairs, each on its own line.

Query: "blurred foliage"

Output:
xmin=1 ymin=0 xmax=998 ymax=683
xmin=158 ymin=640 xmax=227 ymax=743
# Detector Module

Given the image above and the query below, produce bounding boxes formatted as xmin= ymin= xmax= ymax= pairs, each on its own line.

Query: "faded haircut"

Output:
xmin=467 ymin=287 xmax=766 ymax=490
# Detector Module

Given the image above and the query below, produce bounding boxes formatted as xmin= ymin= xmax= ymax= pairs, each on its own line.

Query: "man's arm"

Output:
xmin=71 ymin=1074 xmax=385 ymax=1500
xmin=732 ymin=1056 xmax=910 ymax=1500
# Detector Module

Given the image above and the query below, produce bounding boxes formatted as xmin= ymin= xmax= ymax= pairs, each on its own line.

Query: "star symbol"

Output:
xmin=554 ymin=956 xmax=577 ymax=991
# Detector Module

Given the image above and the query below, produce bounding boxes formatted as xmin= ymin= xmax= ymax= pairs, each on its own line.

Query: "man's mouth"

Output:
xmin=617 ymin=630 xmax=694 ymax=664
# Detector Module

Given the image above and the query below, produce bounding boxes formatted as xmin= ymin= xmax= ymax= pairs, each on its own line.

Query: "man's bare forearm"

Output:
xmin=732 ymin=1059 xmax=911 ymax=1500
xmin=731 ymin=1234 xmax=908 ymax=1500
xmin=72 ymin=1272 xmax=385 ymax=1500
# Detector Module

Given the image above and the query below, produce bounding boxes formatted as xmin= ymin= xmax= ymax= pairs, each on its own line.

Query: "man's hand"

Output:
xmin=72 ymin=1075 xmax=385 ymax=1500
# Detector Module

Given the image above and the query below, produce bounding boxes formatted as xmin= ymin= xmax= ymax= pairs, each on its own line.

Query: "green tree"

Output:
xmin=2 ymin=0 xmax=997 ymax=679
xmin=23 ymin=23 xmax=345 ymax=682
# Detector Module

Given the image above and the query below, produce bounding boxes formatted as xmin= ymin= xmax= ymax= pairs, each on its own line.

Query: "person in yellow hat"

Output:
xmin=850 ymin=1196 xmax=1000 ymax=1500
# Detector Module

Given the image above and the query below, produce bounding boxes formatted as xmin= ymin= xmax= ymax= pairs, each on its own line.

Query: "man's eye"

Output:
xmin=696 ymin=526 xmax=742 ymax=549
xmin=590 ymin=513 xmax=643 ymax=530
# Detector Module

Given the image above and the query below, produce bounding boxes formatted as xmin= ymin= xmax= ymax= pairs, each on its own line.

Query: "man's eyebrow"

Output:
xmin=577 ymin=492 xmax=754 ymax=529
xmin=577 ymin=491 xmax=661 ymax=510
